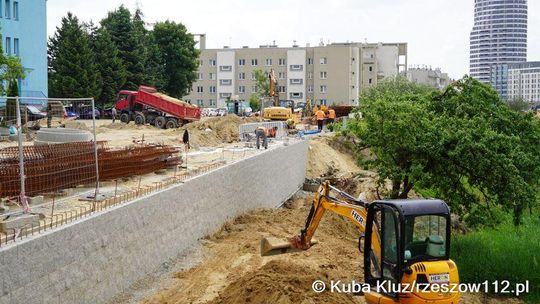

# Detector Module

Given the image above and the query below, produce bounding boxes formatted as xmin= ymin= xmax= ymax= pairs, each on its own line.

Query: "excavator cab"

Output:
xmin=363 ymin=200 xmax=460 ymax=304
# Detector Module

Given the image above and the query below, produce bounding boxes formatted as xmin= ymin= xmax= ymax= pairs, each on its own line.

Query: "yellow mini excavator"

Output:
xmin=261 ymin=182 xmax=460 ymax=304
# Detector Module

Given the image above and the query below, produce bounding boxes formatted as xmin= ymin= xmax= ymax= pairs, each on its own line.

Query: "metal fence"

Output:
xmin=0 ymin=96 xmax=99 ymax=213
xmin=239 ymin=121 xmax=288 ymax=142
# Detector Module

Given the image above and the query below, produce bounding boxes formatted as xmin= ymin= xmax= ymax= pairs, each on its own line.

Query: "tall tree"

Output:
xmin=350 ymin=76 xmax=540 ymax=227
xmin=101 ymin=5 xmax=147 ymax=90
xmin=48 ymin=13 xmax=100 ymax=98
xmin=93 ymin=28 xmax=127 ymax=107
xmin=151 ymin=21 xmax=199 ymax=98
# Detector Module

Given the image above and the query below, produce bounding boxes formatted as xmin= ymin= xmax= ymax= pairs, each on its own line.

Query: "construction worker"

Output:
xmin=255 ymin=126 xmax=268 ymax=150
xmin=47 ymin=103 xmax=52 ymax=128
xmin=111 ymin=107 xmax=117 ymax=123
xmin=327 ymin=108 xmax=336 ymax=124
xmin=315 ymin=107 xmax=325 ymax=131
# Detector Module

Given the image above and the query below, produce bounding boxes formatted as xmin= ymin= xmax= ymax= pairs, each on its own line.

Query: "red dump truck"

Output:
xmin=115 ymin=86 xmax=201 ymax=129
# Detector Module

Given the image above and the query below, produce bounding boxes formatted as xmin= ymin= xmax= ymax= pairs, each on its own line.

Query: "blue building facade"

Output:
xmin=469 ymin=0 xmax=528 ymax=91
xmin=0 ymin=0 xmax=47 ymax=99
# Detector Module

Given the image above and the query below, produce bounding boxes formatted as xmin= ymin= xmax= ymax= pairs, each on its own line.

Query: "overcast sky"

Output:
xmin=47 ymin=0 xmax=540 ymax=79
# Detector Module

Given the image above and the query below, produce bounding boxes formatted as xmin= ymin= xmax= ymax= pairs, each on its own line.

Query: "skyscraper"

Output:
xmin=469 ymin=0 xmax=528 ymax=89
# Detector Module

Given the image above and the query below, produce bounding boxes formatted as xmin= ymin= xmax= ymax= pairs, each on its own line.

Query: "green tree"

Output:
xmin=0 ymin=37 xmax=25 ymax=123
xmin=351 ymin=76 xmax=540 ymax=226
xmin=249 ymin=94 xmax=261 ymax=112
xmin=101 ymin=5 xmax=147 ymax=90
xmin=48 ymin=13 xmax=100 ymax=98
xmin=151 ymin=21 xmax=199 ymax=98
xmin=93 ymin=28 xmax=127 ymax=107
xmin=5 ymin=80 xmax=19 ymax=122
xmin=506 ymin=97 xmax=529 ymax=112
xmin=253 ymin=69 xmax=269 ymax=98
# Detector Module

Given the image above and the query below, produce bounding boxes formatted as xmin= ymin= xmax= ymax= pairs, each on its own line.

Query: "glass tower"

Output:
xmin=469 ymin=0 xmax=528 ymax=90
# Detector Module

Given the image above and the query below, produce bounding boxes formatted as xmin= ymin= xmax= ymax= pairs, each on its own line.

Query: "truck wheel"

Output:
xmin=165 ymin=119 xmax=178 ymax=129
xmin=155 ymin=116 xmax=166 ymax=129
xmin=120 ymin=113 xmax=130 ymax=124
xmin=134 ymin=113 xmax=146 ymax=125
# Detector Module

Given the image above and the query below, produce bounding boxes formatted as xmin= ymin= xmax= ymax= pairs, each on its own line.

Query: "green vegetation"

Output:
xmin=249 ymin=94 xmax=261 ymax=112
xmin=252 ymin=69 xmax=270 ymax=98
xmin=347 ymin=76 xmax=540 ymax=227
xmin=452 ymin=217 xmax=540 ymax=302
xmin=48 ymin=6 xmax=199 ymax=100
xmin=151 ymin=21 xmax=199 ymax=98
xmin=48 ymin=13 xmax=101 ymax=98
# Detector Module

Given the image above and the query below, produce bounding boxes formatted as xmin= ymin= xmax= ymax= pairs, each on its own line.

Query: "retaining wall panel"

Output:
xmin=0 ymin=140 xmax=308 ymax=304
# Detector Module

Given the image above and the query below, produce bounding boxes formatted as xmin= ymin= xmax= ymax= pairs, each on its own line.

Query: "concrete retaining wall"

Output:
xmin=0 ymin=140 xmax=309 ymax=304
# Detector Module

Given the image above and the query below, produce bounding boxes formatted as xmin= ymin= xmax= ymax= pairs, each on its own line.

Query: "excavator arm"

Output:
xmin=261 ymin=181 xmax=381 ymax=262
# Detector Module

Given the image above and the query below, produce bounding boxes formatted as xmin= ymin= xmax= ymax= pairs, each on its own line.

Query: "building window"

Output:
xmin=320 ymin=99 xmax=327 ymax=105
xmin=209 ymin=99 xmax=216 ymax=107
xmin=252 ymin=86 xmax=258 ymax=92
xmin=219 ymin=93 xmax=231 ymax=99
xmin=278 ymin=58 xmax=286 ymax=66
xmin=320 ymin=85 xmax=327 ymax=93
xmin=239 ymin=59 xmax=245 ymax=66
xmin=290 ymin=64 xmax=303 ymax=71
xmin=219 ymin=79 xmax=232 ymax=86
xmin=219 ymin=65 xmax=232 ymax=72
xmin=239 ymin=86 xmax=245 ymax=93
xmin=265 ymin=58 xmax=272 ymax=66
xmin=13 ymin=1 xmax=17 ymax=20
xmin=308 ymin=72 xmax=313 ymax=79
xmin=4 ymin=0 xmax=10 ymax=19
xmin=290 ymin=78 xmax=303 ymax=85
xmin=320 ymin=57 xmax=327 ymax=65
xmin=278 ymin=86 xmax=286 ymax=93
xmin=238 ymin=72 xmax=245 ymax=80
xmin=251 ymin=59 xmax=258 ymax=66
xmin=13 ymin=38 xmax=18 ymax=56
xmin=209 ymin=86 xmax=216 ymax=93
xmin=198 ymin=73 xmax=203 ymax=80
xmin=320 ymin=71 xmax=327 ymax=79
xmin=209 ymin=73 xmax=215 ymax=80
xmin=5 ymin=37 xmax=11 ymax=55
xmin=289 ymin=92 xmax=303 ymax=99
xmin=198 ymin=59 xmax=203 ymax=66
xmin=369 ymin=66 xmax=373 ymax=72
xmin=209 ymin=59 xmax=216 ymax=66
xmin=196 ymin=99 xmax=204 ymax=107
xmin=308 ymin=58 xmax=313 ymax=65
xmin=196 ymin=86 xmax=203 ymax=93
xmin=278 ymin=72 xmax=285 ymax=79
xmin=308 ymin=85 xmax=313 ymax=93
xmin=251 ymin=72 xmax=256 ymax=80
xmin=369 ymin=78 xmax=373 ymax=84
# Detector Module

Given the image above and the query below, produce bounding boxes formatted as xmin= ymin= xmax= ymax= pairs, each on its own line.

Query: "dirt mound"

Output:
xmin=306 ymin=137 xmax=360 ymax=179
xmin=208 ymin=260 xmax=358 ymax=304
xmin=143 ymin=195 xmax=366 ymax=304
xmin=178 ymin=115 xmax=258 ymax=149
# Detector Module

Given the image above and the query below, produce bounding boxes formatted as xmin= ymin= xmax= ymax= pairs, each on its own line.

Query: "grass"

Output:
xmin=451 ymin=217 xmax=540 ymax=303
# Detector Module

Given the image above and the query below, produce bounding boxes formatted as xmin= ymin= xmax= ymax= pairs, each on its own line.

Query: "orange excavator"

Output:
xmin=261 ymin=182 xmax=460 ymax=304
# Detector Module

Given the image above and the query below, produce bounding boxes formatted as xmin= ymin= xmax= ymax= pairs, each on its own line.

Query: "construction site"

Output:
xmin=0 ymin=104 xmax=525 ymax=304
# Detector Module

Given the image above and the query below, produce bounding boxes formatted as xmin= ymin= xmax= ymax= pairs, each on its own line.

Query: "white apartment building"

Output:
xmin=185 ymin=37 xmax=408 ymax=108
xmin=508 ymin=62 xmax=540 ymax=103
xmin=406 ymin=67 xmax=452 ymax=90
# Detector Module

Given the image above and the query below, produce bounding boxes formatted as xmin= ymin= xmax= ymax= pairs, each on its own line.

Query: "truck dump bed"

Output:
xmin=135 ymin=86 xmax=201 ymax=121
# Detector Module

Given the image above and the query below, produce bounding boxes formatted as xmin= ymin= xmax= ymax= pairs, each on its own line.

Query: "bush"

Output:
xmin=451 ymin=217 xmax=540 ymax=302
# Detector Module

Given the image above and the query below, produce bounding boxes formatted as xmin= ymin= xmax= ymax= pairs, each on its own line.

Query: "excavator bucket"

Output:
xmin=260 ymin=237 xmax=318 ymax=256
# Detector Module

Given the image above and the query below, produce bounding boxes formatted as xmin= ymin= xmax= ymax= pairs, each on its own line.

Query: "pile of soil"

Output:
xmin=143 ymin=194 xmax=365 ymax=304
xmin=306 ymin=137 xmax=360 ymax=179
xmin=178 ymin=115 xmax=258 ymax=149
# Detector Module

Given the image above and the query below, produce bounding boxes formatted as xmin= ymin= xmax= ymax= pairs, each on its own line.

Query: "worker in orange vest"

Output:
xmin=328 ymin=108 xmax=336 ymax=124
xmin=315 ymin=108 xmax=325 ymax=131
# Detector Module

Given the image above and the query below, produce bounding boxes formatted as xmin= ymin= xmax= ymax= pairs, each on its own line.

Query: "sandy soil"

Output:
xmin=137 ymin=136 xmax=523 ymax=304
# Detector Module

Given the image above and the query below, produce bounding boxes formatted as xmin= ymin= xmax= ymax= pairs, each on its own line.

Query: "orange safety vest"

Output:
xmin=328 ymin=109 xmax=336 ymax=119
xmin=315 ymin=110 xmax=325 ymax=120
